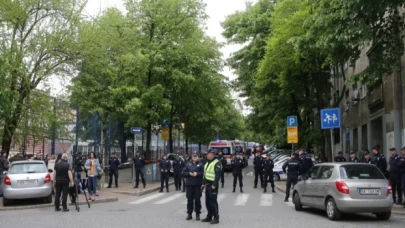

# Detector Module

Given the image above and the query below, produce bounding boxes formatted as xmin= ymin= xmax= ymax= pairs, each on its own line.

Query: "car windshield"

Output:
xmin=211 ymin=147 xmax=230 ymax=155
xmin=340 ymin=165 xmax=385 ymax=180
xmin=9 ymin=163 xmax=47 ymax=174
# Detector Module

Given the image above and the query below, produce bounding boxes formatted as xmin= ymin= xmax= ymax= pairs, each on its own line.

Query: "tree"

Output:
xmin=0 ymin=0 xmax=84 ymax=157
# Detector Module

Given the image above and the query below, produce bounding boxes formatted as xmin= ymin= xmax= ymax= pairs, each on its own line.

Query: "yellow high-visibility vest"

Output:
xmin=204 ymin=159 xmax=218 ymax=181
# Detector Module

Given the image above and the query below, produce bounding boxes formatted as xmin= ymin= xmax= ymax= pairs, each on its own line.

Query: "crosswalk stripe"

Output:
xmin=154 ymin=193 xmax=184 ymax=204
xmin=129 ymin=193 xmax=164 ymax=205
xmin=217 ymin=194 xmax=226 ymax=202
xmin=234 ymin=194 xmax=250 ymax=206
xmin=259 ymin=194 xmax=273 ymax=206
xmin=181 ymin=193 xmax=226 ymax=205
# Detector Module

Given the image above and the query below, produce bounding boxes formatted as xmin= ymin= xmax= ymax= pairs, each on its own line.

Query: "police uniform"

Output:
xmin=133 ymin=153 xmax=146 ymax=188
xmin=388 ymin=148 xmax=402 ymax=204
xmin=231 ymin=152 xmax=246 ymax=193
xmin=201 ymin=150 xmax=222 ymax=224
xmin=372 ymin=149 xmax=387 ymax=174
xmin=263 ymin=154 xmax=275 ymax=193
xmin=282 ymin=153 xmax=303 ymax=202
xmin=183 ymin=152 xmax=204 ymax=221
xmin=216 ymin=152 xmax=227 ymax=188
xmin=398 ymin=148 xmax=405 ymax=206
xmin=253 ymin=154 xmax=264 ymax=188
xmin=334 ymin=152 xmax=347 ymax=162
xmin=299 ymin=152 xmax=313 ymax=175
xmin=159 ymin=156 xmax=171 ymax=192
xmin=173 ymin=157 xmax=185 ymax=191
xmin=349 ymin=151 xmax=360 ymax=162
xmin=108 ymin=154 xmax=120 ymax=188
xmin=313 ymin=154 xmax=323 ymax=164
xmin=361 ymin=151 xmax=374 ymax=164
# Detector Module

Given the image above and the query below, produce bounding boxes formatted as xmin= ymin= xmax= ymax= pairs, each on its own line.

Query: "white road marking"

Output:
xmin=259 ymin=194 xmax=273 ymax=206
xmin=217 ymin=193 xmax=226 ymax=202
xmin=128 ymin=193 xmax=164 ymax=204
xmin=233 ymin=194 xmax=250 ymax=206
xmin=154 ymin=193 xmax=184 ymax=204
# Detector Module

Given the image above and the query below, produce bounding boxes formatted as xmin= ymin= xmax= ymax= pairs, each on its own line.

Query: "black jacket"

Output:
xmin=173 ymin=160 xmax=185 ymax=173
xmin=133 ymin=155 xmax=146 ymax=170
xmin=388 ymin=154 xmax=400 ymax=174
xmin=216 ymin=155 xmax=227 ymax=168
xmin=263 ymin=159 xmax=274 ymax=173
xmin=282 ymin=158 xmax=302 ymax=177
xmin=372 ymin=153 xmax=387 ymax=173
xmin=398 ymin=155 xmax=405 ymax=174
xmin=231 ymin=158 xmax=245 ymax=173
xmin=361 ymin=158 xmax=375 ymax=164
xmin=159 ymin=159 xmax=171 ymax=172
xmin=299 ymin=153 xmax=313 ymax=174
xmin=349 ymin=157 xmax=360 ymax=163
xmin=253 ymin=156 xmax=264 ymax=171
xmin=334 ymin=156 xmax=347 ymax=162
xmin=182 ymin=161 xmax=204 ymax=185
xmin=109 ymin=157 xmax=120 ymax=171
xmin=0 ymin=155 xmax=9 ymax=174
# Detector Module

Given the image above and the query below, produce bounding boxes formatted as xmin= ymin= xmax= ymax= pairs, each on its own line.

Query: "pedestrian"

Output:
xmin=398 ymin=147 xmax=405 ymax=206
xmin=263 ymin=154 xmax=275 ymax=193
xmin=173 ymin=155 xmax=185 ymax=191
xmin=282 ymin=152 xmax=302 ymax=202
xmin=201 ymin=149 xmax=221 ymax=224
xmin=349 ymin=151 xmax=360 ymax=162
xmin=0 ymin=151 xmax=9 ymax=196
xmin=183 ymin=152 xmax=204 ymax=221
xmin=361 ymin=151 xmax=374 ymax=164
xmin=215 ymin=150 xmax=227 ymax=188
xmin=231 ymin=152 xmax=246 ymax=193
xmin=53 ymin=153 xmax=74 ymax=212
xmin=298 ymin=149 xmax=313 ymax=175
xmin=313 ymin=154 xmax=323 ymax=164
xmin=107 ymin=152 xmax=120 ymax=188
xmin=84 ymin=152 xmax=102 ymax=201
xmin=334 ymin=151 xmax=347 ymax=162
xmin=33 ymin=153 xmax=42 ymax=160
xmin=372 ymin=145 xmax=387 ymax=175
xmin=388 ymin=148 xmax=402 ymax=205
xmin=44 ymin=154 xmax=50 ymax=168
xmin=253 ymin=152 xmax=264 ymax=188
xmin=133 ymin=151 xmax=146 ymax=188
xmin=159 ymin=154 xmax=171 ymax=192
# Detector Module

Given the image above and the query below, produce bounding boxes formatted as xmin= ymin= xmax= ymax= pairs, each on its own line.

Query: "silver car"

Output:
xmin=1 ymin=160 xmax=53 ymax=206
xmin=293 ymin=163 xmax=393 ymax=221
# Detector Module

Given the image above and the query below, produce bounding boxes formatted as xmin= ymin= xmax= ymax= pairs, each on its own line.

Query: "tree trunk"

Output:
xmin=103 ymin=126 xmax=108 ymax=166
xmin=146 ymin=121 xmax=152 ymax=160
xmin=185 ymin=137 xmax=189 ymax=155
xmin=198 ymin=142 xmax=202 ymax=153
xmin=169 ymin=122 xmax=174 ymax=153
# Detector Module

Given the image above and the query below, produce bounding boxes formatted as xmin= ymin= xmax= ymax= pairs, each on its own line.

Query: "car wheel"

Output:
xmin=293 ymin=192 xmax=303 ymax=211
xmin=325 ymin=198 xmax=341 ymax=220
xmin=44 ymin=194 xmax=52 ymax=204
xmin=273 ymin=174 xmax=280 ymax=181
xmin=3 ymin=197 xmax=12 ymax=207
xmin=375 ymin=212 xmax=391 ymax=220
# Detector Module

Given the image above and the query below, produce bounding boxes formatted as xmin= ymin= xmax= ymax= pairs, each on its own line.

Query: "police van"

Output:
xmin=208 ymin=140 xmax=234 ymax=169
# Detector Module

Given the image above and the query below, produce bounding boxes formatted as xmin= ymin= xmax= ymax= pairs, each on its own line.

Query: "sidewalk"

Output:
xmin=274 ymin=181 xmax=405 ymax=215
xmin=0 ymin=181 xmax=172 ymax=211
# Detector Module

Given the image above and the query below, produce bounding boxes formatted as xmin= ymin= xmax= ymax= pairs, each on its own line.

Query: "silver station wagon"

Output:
xmin=293 ymin=163 xmax=393 ymax=221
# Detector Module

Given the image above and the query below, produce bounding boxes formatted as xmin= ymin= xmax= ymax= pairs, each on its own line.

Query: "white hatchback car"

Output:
xmin=1 ymin=160 xmax=53 ymax=206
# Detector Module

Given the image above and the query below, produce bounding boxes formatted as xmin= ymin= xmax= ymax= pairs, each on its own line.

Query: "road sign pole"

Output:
xmin=330 ymin=129 xmax=334 ymax=162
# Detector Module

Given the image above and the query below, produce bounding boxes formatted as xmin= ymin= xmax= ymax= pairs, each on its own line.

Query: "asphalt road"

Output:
xmin=1 ymin=157 xmax=405 ymax=228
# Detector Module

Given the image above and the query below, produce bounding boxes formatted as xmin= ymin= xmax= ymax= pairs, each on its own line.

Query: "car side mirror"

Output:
xmin=48 ymin=169 xmax=53 ymax=173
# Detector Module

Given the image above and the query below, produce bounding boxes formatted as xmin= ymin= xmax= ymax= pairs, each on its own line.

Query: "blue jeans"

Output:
xmin=88 ymin=176 xmax=97 ymax=195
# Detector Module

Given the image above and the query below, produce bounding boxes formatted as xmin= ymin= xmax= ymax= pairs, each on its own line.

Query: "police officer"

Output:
xmin=173 ymin=155 xmax=185 ymax=191
xmin=361 ymin=151 xmax=374 ymax=164
xmin=372 ymin=145 xmax=387 ymax=174
xmin=349 ymin=151 xmax=360 ymax=162
xmin=334 ymin=151 xmax=347 ymax=162
xmin=107 ymin=152 xmax=120 ymax=188
xmin=298 ymin=149 xmax=313 ymax=175
xmin=201 ymin=149 xmax=222 ymax=224
xmin=399 ymin=148 xmax=405 ymax=206
xmin=282 ymin=152 xmax=302 ymax=202
xmin=216 ymin=150 xmax=227 ymax=188
xmin=253 ymin=152 xmax=264 ymax=188
xmin=183 ymin=152 xmax=204 ymax=221
xmin=263 ymin=154 xmax=275 ymax=193
xmin=388 ymin=148 xmax=402 ymax=205
xmin=133 ymin=151 xmax=146 ymax=188
xmin=159 ymin=154 xmax=171 ymax=192
xmin=313 ymin=154 xmax=323 ymax=164
xmin=231 ymin=152 xmax=246 ymax=193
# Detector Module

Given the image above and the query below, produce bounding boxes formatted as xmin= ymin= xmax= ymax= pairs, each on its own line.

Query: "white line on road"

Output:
xmin=129 ymin=193 xmax=164 ymax=204
xmin=233 ymin=194 xmax=250 ymax=206
xmin=154 ymin=193 xmax=184 ymax=204
xmin=259 ymin=194 xmax=273 ymax=206
xmin=217 ymin=193 xmax=226 ymax=202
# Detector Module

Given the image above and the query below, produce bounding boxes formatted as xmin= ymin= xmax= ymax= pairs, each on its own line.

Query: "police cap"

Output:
xmin=363 ymin=151 xmax=370 ymax=156
xmin=349 ymin=151 xmax=356 ymax=155
xmin=372 ymin=145 xmax=380 ymax=151
xmin=337 ymin=151 xmax=343 ymax=154
xmin=402 ymin=147 xmax=405 ymax=151
xmin=389 ymin=147 xmax=396 ymax=151
xmin=291 ymin=152 xmax=298 ymax=158
xmin=192 ymin=152 xmax=199 ymax=157
xmin=207 ymin=149 xmax=215 ymax=154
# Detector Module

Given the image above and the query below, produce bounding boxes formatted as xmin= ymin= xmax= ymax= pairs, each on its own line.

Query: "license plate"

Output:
xmin=18 ymin=180 xmax=38 ymax=185
xmin=359 ymin=188 xmax=380 ymax=195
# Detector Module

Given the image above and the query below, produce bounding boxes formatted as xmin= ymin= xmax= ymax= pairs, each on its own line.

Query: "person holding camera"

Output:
xmin=85 ymin=152 xmax=102 ymax=201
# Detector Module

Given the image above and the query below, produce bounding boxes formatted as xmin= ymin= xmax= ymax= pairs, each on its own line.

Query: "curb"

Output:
xmin=112 ymin=181 xmax=175 ymax=196
xmin=274 ymin=182 xmax=405 ymax=215
xmin=0 ymin=197 xmax=118 ymax=211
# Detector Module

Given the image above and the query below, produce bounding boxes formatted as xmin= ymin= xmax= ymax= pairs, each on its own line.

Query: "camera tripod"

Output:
xmin=71 ymin=162 xmax=91 ymax=211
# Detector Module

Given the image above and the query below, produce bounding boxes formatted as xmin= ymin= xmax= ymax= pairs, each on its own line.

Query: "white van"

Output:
xmin=208 ymin=140 xmax=234 ymax=169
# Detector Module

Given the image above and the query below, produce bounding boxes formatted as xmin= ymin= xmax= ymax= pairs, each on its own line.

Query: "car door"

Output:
xmin=300 ymin=166 xmax=321 ymax=206
xmin=312 ymin=165 xmax=334 ymax=209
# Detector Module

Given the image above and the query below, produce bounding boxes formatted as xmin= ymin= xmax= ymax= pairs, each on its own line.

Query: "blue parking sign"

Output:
xmin=287 ymin=116 xmax=298 ymax=127
xmin=320 ymin=108 xmax=340 ymax=129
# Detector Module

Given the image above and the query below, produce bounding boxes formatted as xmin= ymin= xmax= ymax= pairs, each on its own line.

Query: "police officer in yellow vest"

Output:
xmin=201 ymin=149 xmax=222 ymax=225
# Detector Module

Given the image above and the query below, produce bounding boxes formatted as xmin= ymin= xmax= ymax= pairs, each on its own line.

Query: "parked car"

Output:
xmin=293 ymin=163 xmax=393 ymax=221
xmin=166 ymin=154 xmax=185 ymax=175
xmin=1 ymin=160 xmax=53 ymax=206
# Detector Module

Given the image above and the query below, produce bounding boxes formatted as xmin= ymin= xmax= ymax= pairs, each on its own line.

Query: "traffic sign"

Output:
xmin=320 ymin=108 xmax=341 ymax=129
xmin=287 ymin=127 xmax=298 ymax=144
xmin=161 ymin=119 xmax=169 ymax=127
xmin=131 ymin=127 xmax=143 ymax=134
xmin=161 ymin=127 xmax=169 ymax=140
xmin=287 ymin=116 xmax=298 ymax=127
